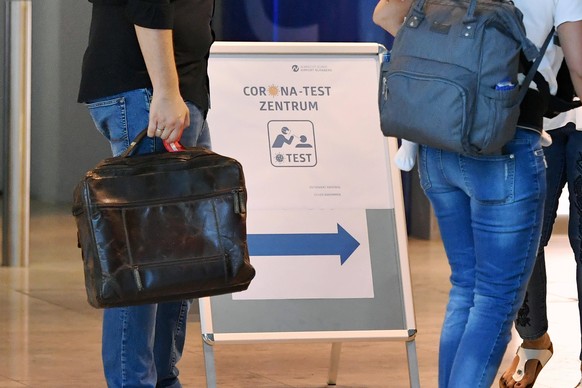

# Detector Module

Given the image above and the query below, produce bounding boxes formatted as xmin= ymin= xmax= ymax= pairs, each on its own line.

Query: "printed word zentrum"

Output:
xmin=260 ymin=100 xmax=318 ymax=111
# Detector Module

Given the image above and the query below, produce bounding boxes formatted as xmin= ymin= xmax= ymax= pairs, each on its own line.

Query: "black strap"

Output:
xmin=517 ymin=27 xmax=555 ymax=103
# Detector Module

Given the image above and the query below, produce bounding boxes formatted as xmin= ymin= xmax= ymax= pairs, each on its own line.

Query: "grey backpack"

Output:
xmin=379 ymin=0 xmax=553 ymax=156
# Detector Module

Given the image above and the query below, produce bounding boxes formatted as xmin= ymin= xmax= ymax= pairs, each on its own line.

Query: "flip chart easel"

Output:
xmin=201 ymin=42 xmax=419 ymax=387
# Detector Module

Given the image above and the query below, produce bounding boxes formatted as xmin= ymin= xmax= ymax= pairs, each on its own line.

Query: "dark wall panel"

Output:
xmin=215 ymin=0 xmax=393 ymax=46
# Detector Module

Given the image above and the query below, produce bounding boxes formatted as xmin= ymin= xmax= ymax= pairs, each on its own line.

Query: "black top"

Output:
xmin=78 ymin=0 xmax=214 ymax=112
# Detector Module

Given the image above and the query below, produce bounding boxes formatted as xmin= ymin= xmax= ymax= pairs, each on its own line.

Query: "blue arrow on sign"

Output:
xmin=247 ymin=224 xmax=360 ymax=265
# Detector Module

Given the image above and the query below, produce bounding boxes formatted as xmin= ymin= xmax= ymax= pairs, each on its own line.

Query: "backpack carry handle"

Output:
xmin=412 ymin=0 xmax=478 ymax=24
xmin=408 ymin=0 xmax=539 ymax=61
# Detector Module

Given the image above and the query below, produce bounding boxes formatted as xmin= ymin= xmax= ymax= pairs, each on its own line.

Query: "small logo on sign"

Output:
xmin=268 ymin=121 xmax=317 ymax=167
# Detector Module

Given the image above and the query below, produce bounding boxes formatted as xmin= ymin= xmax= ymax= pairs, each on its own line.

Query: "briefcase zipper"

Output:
xmin=131 ymin=254 xmax=227 ymax=292
xmin=98 ymin=154 xmax=208 ymax=168
xmin=85 ymin=189 xmax=246 ymax=211
xmin=96 ymin=153 xmax=231 ymax=172
xmin=133 ymin=254 xmax=226 ymax=269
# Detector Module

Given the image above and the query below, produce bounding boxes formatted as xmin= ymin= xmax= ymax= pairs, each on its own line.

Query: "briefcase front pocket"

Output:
xmin=91 ymin=193 xmax=249 ymax=304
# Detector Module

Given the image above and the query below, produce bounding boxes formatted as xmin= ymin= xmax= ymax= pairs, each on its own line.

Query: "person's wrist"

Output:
xmin=153 ymin=84 xmax=180 ymax=97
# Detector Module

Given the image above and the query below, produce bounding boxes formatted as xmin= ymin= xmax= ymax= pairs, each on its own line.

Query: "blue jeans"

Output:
xmin=418 ymin=128 xmax=546 ymax=387
xmin=515 ymin=122 xmax=582 ymax=360
xmin=86 ymin=88 xmax=211 ymax=388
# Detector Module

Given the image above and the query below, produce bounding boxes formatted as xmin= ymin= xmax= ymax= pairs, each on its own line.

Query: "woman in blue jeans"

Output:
xmin=373 ymin=0 xmax=582 ymax=386
xmin=418 ymin=130 xmax=546 ymax=386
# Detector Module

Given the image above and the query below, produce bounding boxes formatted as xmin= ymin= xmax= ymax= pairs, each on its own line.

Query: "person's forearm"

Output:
xmin=134 ymin=25 xmax=190 ymax=142
xmin=372 ymin=0 xmax=413 ymax=36
xmin=135 ymin=25 xmax=180 ymax=97
xmin=558 ymin=20 xmax=582 ymax=97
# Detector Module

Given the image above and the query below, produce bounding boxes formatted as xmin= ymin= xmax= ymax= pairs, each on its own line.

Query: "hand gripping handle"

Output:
xmin=119 ymin=128 xmax=186 ymax=158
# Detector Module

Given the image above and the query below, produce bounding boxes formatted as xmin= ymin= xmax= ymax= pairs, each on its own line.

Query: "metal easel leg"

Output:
xmin=202 ymin=336 xmax=217 ymax=388
xmin=327 ymin=342 xmax=342 ymax=386
xmin=406 ymin=339 xmax=421 ymax=388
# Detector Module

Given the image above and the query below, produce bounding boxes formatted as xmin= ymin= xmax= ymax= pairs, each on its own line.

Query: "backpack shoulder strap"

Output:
xmin=517 ymin=27 xmax=555 ymax=103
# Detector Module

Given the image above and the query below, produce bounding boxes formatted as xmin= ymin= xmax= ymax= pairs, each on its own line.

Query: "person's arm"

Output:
xmin=135 ymin=26 xmax=190 ymax=143
xmin=558 ymin=20 xmax=582 ymax=97
xmin=372 ymin=0 xmax=413 ymax=36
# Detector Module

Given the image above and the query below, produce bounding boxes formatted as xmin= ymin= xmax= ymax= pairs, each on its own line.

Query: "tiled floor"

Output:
xmin=0 ymin=203 xmax=579 ymax=387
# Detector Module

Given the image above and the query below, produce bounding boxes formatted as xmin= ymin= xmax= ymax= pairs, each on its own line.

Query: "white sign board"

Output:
xmin=201 ymin=42 xmax=415 ymax=341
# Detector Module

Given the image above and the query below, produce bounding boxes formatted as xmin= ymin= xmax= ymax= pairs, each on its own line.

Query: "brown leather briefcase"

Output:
xmin=72 ymin=130 xmax=255 ymax=308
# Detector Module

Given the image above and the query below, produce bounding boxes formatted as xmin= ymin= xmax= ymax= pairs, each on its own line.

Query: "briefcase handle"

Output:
xmin=119 ymin=128 xmax=186 ymax=158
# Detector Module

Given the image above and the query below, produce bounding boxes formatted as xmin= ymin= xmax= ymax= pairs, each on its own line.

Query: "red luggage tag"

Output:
xmin=163 ymin=141 xmax=186 ymax=152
